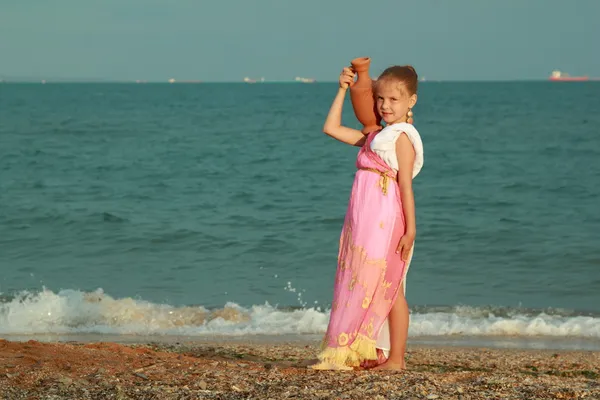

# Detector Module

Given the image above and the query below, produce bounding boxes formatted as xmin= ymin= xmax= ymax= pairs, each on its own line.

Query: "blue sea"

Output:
xmin=1 ymin=81 xmax=599 ymax=349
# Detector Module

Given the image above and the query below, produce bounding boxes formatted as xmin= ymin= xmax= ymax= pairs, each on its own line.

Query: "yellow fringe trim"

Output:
xmin=314 ymin=334 xmax=378 ymax=368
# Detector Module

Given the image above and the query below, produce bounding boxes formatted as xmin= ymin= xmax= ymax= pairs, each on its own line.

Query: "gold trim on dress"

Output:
xmin=358 ymin=167 xmax=397 ymax=195
xmin=312 ymin=333 xmax=378 ymax=369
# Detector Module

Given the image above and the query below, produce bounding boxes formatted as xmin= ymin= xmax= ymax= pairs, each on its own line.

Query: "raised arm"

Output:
xmin=323 ymin=68 xmax=367 ymax=147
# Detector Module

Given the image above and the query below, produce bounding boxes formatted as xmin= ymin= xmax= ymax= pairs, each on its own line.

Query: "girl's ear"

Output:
xmin=409 ymin=94 xmax=418 ymax=108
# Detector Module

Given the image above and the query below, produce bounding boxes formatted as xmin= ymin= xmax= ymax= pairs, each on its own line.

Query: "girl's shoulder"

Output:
xmin=378 ymin=123 xmax=424 ymax=177
xmin=372 ymin=123 xmax=422 ymax=146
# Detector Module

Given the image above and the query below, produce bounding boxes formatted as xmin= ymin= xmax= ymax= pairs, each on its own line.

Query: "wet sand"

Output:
xmin=0 ymin=338 xmax=598 ymax=399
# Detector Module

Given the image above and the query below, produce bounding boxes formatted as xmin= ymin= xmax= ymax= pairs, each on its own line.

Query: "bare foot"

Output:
xmin=371 ymin=361 xmax=405 ymax=371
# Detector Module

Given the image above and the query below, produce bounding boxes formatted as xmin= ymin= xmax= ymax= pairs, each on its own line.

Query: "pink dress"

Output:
xmin=314 ymin=124 xmax=423 ymax=369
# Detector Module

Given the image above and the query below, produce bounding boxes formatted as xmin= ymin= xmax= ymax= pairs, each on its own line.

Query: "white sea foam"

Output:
xmin=1 ymin=289 xmax=599 ymax=339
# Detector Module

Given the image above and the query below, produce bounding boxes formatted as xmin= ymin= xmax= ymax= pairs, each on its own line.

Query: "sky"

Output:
xmin=1 ymin=0 xmax=599 ymax=82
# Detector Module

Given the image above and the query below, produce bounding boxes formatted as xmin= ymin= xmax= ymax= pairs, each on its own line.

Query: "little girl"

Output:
xmin=311 ymin=64 xmax=423 ymax=371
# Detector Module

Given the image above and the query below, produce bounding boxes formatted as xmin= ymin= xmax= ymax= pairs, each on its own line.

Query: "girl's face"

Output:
xmin=375 ymin=80 xmax=417 ymax=125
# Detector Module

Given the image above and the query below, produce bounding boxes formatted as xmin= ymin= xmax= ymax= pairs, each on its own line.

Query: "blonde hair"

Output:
xmin=374 ymin=65 xmax=418 ymax=95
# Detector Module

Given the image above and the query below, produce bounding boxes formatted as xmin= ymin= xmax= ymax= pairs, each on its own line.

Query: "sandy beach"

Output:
xmin=1 ymin=339 xmax=598 ymax=399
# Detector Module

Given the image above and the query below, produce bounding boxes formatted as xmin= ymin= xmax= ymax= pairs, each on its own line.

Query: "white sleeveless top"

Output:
xmin=369 ymin=122 xmax=424 ymax=178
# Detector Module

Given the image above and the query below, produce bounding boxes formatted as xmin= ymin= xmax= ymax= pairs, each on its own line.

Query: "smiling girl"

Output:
xmin=312 ymin=65 xmax=424 ymax=371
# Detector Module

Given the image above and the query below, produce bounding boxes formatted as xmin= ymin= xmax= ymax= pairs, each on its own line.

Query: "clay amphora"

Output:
xmin=349 ymin=57 xmax=382 ymax=134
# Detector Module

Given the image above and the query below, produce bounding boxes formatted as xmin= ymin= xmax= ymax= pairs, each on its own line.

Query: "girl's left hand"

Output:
xmin=396 ymin=234 xmax=415 ymax=261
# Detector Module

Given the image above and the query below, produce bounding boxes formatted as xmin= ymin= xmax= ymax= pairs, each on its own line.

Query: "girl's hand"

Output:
xmin=396 ymin=233 xmax=415 ymax=261
xmin=339 ymin=67 xmax=355 ymax=89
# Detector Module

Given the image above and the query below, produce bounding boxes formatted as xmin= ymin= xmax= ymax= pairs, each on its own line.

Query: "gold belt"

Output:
xmin=358 ymin=167 xmax=397 ymax=195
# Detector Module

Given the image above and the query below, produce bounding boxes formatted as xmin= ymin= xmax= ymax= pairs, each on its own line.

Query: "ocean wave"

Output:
xmin=1 ymin=289 xmax=599 ymax=339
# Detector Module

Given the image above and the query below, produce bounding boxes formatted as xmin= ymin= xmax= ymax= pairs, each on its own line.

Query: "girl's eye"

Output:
xmin=391 ymin=98 xmax=398 ymax=101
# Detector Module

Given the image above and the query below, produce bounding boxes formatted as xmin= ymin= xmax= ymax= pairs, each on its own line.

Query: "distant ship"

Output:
xmin=243 ymin=77 xmax=265 ymax=83
xmin=549 ymin=70 xmax=589 ymax=81
xmin=164 ymin=79 xmax=201 ymax=84
xmin=295 ymin=77 xmax=316 ymax=83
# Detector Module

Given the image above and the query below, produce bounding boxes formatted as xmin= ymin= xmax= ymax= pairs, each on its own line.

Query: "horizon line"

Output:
xmin=1 ymin=78 xmax=590 ymax=84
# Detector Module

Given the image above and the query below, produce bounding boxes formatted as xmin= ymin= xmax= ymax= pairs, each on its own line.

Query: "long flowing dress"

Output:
xmin=313 ymin=122 xmax=424 ymax=370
